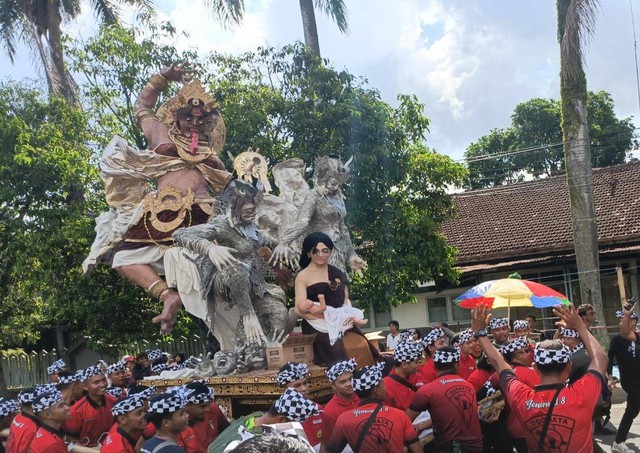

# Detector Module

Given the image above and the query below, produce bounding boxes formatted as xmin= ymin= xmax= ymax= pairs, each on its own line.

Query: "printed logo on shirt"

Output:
xmin=444 ymin=385 xmax=475 ymax=427
xmin=524 ymin=414 xmax=575 ymax=453
xmin=356 ymin=416 xmax=393 ymax=449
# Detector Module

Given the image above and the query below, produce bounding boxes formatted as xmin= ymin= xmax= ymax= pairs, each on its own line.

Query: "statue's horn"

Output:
xmin=344 ymin=155 xmax=355 ymax=173
xmin=227 ymin=151 xmax=235 ymax=162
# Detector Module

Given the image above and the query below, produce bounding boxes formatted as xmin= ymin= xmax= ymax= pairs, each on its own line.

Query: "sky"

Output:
xmin=1 ymin=0 xmax=638 ymax=161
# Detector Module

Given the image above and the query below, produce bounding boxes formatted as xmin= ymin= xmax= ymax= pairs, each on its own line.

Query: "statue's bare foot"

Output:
xmin=152 ymin=289 xmax=182 ymax=334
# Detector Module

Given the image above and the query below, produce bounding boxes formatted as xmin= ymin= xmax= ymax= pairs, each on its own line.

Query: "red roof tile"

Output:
xmin=442 ymin=161 xmax=640 ymax=264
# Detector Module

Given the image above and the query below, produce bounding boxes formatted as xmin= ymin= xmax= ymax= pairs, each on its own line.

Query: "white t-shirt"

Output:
xmin=386 ymin=332 xmax=401 ymax=350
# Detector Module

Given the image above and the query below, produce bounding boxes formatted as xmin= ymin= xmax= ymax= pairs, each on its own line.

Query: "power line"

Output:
xmin=631 ymin=0 xmax=640 ymax=114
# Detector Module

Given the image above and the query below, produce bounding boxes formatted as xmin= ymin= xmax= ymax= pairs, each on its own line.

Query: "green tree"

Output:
xmin=464 ymin=128 xmax=520 ymax=189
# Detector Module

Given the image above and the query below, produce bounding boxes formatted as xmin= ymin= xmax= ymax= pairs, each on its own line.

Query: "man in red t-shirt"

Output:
xmin=327 ymin=362 xmax=421 ymax=453
xmin=471 ymin=303 xmax=608 ymax=453
xmin=30 ymin=390 xmax=70 ymax=453
xmin=407 ymin=346 xmax=483 ymax=452
xmin=417 ymin=328 xmax=446 ymax=383
xmin=6 ymin=386 xmax=42 ymax=453
xmin=277 ymin=362 xmax=325 ymax=449
xmin=322 ymin=359 xmax=360 ymax=440
xmin=101 ymin=395 xmax=148 ymax=453
xmin=64 ymin=364 xmax=117 ymax=447
xmin=454 ymin=329 xmax=477 ymax=380
xmin=384 ymin=340 xmax=423 ymax=411
xmin=177 ymin=381 xmax=229 ymax=453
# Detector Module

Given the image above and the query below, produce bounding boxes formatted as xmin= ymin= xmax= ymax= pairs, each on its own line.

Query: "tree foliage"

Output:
xmin=465 ymin=91 xmax=635 ymax=189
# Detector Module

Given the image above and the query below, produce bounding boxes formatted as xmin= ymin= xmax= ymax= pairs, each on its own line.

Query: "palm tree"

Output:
xmin=0 ymin=0 xmax=244 ymax=104
xmin=299 ymin=0 xmax=348 ymax=57
xmin=556 ymin=0 xmax=608 ymax=344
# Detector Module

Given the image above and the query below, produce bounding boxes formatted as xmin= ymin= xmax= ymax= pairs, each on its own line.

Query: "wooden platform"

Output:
xmin=140 ymin=365 xmax=331 ymax=418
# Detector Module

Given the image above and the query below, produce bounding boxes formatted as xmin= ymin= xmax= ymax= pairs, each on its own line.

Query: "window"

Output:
xmin=426 ymin=297 xmax=448 ymax=323
xmin=451 ymin=299 xmax=471 ymax=321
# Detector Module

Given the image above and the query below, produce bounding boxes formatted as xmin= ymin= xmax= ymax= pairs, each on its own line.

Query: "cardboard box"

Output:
xmin=266 ymin=334 xmax=316 ymax=369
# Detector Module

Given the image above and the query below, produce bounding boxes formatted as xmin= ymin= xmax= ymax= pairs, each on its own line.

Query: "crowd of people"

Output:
xmin=0 ymin=301 xmax=638 ymax=452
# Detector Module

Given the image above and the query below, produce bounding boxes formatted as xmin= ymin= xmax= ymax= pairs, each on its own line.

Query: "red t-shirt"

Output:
xmin=417 ymin=359 xmax=438 ymax=383
xmin=458 ymin=354 xmax=477 ymax=380
xmin=142 ymin=421 xmax=156 ymax=440
xmin=188 ymin=402 xmax=230 ymax=449
xmin=100 ymin=424 xmax=139 ymax=453
xmin=30 ymin=425 xmax=68 ymax=453
xmin=64 ymin=394 xmax=117 ymax=447
xmin=384 ymin=370 xmax=418 ymax=411
xmin=500 ymin=369 xmax=603 ymax=453
xmin=322 ymin=394 xmax=360 ymax=440
xmin=466 ymin=368 xmax=492 ymax=392
xmin=302 ymin=413 xmax=325 ymax=447
xmin=409 ymin=372 xmax=483 ymax=452
xmin=502 ymin=365 xmax=541 ymax=440
xmin=327 ymin=400 xmax=419 ymax=453
xmin=176 ymin=426 xmax=199 ymax=453
xmin=6 ymin=412 xmax=39 ymax=453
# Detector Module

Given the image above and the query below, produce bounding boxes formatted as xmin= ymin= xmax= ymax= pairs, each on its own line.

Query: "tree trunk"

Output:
xmin=299 ymin=0 xmax=321 ymax=57
xmin=557 ymin=0 xmax=608 ymax=346
xmin=46 ymin=0 xmax=77 ymax=103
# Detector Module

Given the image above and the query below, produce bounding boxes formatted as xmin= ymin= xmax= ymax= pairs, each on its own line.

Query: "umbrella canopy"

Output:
xmin=454 ymin=275 xmax=571 ymax=309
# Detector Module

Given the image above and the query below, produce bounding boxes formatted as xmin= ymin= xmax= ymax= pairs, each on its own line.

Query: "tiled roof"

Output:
xmin=442 ymin=161 xmax=640 ymax=264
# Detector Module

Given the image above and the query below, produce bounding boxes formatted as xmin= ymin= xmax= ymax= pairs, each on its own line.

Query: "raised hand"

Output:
xmin=207 ymin=244 xmax=239 ymax=270
xmin=552 ymin=304 xmax=583 ymax=331
xmin=160 ymin=61 xmax=194 ymax=83
xmin=471 ymin=304 xmax=491 ymax=332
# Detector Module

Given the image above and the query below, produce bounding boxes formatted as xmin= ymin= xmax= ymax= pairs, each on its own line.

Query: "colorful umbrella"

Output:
xmin=454 ymin=273 xmax=571 ymax=312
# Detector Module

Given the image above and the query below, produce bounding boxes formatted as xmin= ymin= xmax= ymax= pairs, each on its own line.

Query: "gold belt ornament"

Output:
xmin=143 ymin=185 xmax=196 ymax=233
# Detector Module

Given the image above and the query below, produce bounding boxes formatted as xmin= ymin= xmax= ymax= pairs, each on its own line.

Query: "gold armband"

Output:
xmin=148 ymin=280 xmax=170 ymax=300
xmin=135 ymin=108 xmax=157 ymax=126
xmin=147 ymin=73 xmax=168 ymax=92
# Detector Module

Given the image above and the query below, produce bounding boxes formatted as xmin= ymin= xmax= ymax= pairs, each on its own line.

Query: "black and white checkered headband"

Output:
xmin=512 ymin=320 xmax=530 ymax=331
xmin=398 ymin=329 xmax=416 ymax=343
xmin=148 ymin=388 xmax=193 ymax=414
xmin=151 ymin=363 xmax=169 ymax=374
xmin=112 ymin=395 xmax=145 ymax=417
xmin=326 ymin=358 xmax=357 ymax=382
xmin=454 ymin=329 xmax=473 ymax=347
xmin=83 ymin=364 xmax=104 ymax=381
xmin=498 ymin=337 xmax=529 ymax=355
xmin=560 ymin=328 xmax=580 ymax=338
xmin=534 ymin=344 xmax=571 ymax=365
xmin=352 ymin=361 xmax=385 ymax=392
xmin=490 ymin=318 xmax=509 ymax=330
xmin=47 ymin=358 xmax=66 ymax=375
xmin=433 ymin=347 xmax=460 ymax=364
xmin=571 ymin=343 xmax=585 ymax=354
xmin=394 ymin=340 xmax=423 ymax=363
xmin=106 ymin=387 xmax=125 ymax=397
xmin=276 ymin=362 xmax=308 ymax=387
xmin=0 ymin=399 xmax=19 ymax=417
xmin=186 ymin=384 xmax=214 ymax=404
xmin=146 ymin=349 xmax=163 ymax=361
xmin=18 ymin=387 xmax=40 ymax=405
xmin=32 ymin=390 xmax=63 ymax=413
xmin=107 ymin=361 xmax=126 ymax=374
xmin=57 ymin=371 xmax=82 ymax=385
xmin=128 ymin=386 xmax=156 ymax=399
xmin=274 ymin=388 xmax=321 ymax=422
xmin=616 ymin=310 xmax=639 ymax=319
xmin=422 ymin=328 xmax=445 ymax=348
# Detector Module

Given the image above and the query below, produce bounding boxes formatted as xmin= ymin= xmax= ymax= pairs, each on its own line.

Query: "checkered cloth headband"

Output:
xmin=32 ymin=390 xmax=63 ymax=413
xmin=616 ymin=310 xmax=639 ymax=319
xmin=146 ymin=349 xmax=163 ymax=361
xmin=498 ymin=337 xmax=529 ymax=355
xmin=112 ymin=395 xmax=144 ymax=417
xmin=0 ymin=399 xmax=19 ymax=417
xmin=57 ymin=371 xmax=83 ymax=385
xmin=83 ymin=364 xmax=104 ymax=380
xmin=151 ymin=363 xmax=169 ymax=374
xmin=128 ymin=386 xmax=156 ymax=399
xmin=398 ymin=330 xmax=416 ymax=343
xmin=326 ymin=358 xmax=357 ymax=382
xmin=454 ymin=329 xmax=473 ymax=347
xmin=513 ymin=320 xmax=530 ymax=331
xmin=47 ymin=358 xmax=66 ymax=375
xmin=490 ymin=318 xmax=509 ymax=329
xmin=534 ymin=344 xmax=572 ymax=365
xmin=148 ymin=389 xmax=192 ymax=414
xmin=352 ymin=362 xmax=385 ymax=392
xmin=18 ymin=386 xmax=43 ymax=405
xmin=394 ymin=340 xmax=423 ymax=363
xmin=274 ymin=388 xmax=321 ymax=422
xmin=433 ymin=347 xmax=461 ymax=364
xmin=276 ymin=362 xmax=308 ymax=386
xmin=106 ymin=387 xmax=125 ymax=398
xmin=560 ymin=328 xmax=580 ymax=338
xmin=186 ymin=383 xmax=214 ymax=404
xmin=422 ymin=328 xmax=445 ymax=348
xmin=107 ymin=361 xmax=126 ymax=374
xmin=571 ymin=343 xmax=585 ymax=354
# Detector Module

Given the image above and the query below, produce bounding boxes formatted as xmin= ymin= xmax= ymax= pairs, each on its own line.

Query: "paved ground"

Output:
xmin=596 ymin=398 xmax=640 ymax=452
